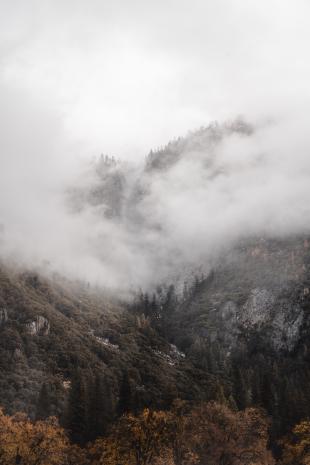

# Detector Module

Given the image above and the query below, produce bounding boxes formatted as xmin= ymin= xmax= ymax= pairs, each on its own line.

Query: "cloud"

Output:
xmin=1 ymin=0 xmax=310 ymax=158
xmin=58 ymin=118 xmax=310 ymax=291
xmin=1 ymin=1 xmax=310 ymax=293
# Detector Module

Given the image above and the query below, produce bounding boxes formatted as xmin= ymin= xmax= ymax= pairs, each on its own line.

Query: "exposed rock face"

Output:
xmin=26 ymin=315 xmax=50 ymax=336
xmin=153 ymin=344 xmax=186 ymax=367
xmin=94 ymin=336 xmax=119 ymax=350
xmin=170 ymin=344 xmax=186 ymax=359
xmin=175 ymin=237 xmax=310 ymax=357
xmin=240 ymin=289 xmax=275 ymax=327
xmin=62 ymin=380 xmax=71 ymax=390
xmin=237 ymin=288 xmax=303 ymax=351
xmin=272 ymin=306 xmax=303 ymax=351
xmin=218 ymin=287 xmax=304 ymax=353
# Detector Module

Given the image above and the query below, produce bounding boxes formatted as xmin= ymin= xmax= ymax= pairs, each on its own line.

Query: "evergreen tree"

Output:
xmin=160 ymin=285 xmax=178 ymax=338
xmin=163 ymin=284 xmax=177 ymax=315
xmin=88 ymin=375 xmax=113 ymax=440
xmin=233 ymin=367 xmax=248 ymax=410
xmin=143 ymin=292 xmax=150 ymax=317
xmin=35 ymin=382 xmax=51 ymax=420
xmin=117 ymin=371 xmax=132 ymax=416
xmin=150 ymin=293 xmax=159 ymax=320
xmin=260 ymin=373 xmax=273 ymax=412
xmin=66 ymin=370 xmax=88 ymax=445
xmin=182 ymin=281 xmax=189 ymax=301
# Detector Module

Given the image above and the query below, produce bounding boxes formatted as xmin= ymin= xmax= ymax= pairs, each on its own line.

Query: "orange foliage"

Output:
xmin=0 ymin=402 xmax=275 ymax=465
xmin=279 ymin=420 xmax=310 ymax=465
xmin=186 ymin=402 xmax=275 ymax=465
xmin=88 ymin=401 xmax=274 ymax=465
xmin=0 ymin=408 xmax=69 ymax=465
xmin=89 ymin=408 xmax=173 ymax=465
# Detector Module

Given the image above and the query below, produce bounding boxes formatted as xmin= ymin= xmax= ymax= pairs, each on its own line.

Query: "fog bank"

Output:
xmin=1 ymin=1 xmax=310 ymax=291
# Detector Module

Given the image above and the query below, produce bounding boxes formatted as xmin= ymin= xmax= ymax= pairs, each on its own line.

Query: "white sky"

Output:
xmin=1 ymin=0 xmax=310 ymax=160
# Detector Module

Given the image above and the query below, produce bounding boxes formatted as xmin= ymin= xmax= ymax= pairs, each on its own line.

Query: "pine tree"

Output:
xmin=143 ymin=293 xmax=150 ymax=317
xmin=163 ymin=284 xmax=177 ymax=315
xmin=117 ymin=371 xmax=132 ymax=416
xmin=66 ymin=370 xmax=88 ymax=445
xmin=35 ymin=382 xmax=51 ymax=420
xmin=150 ymin=293 xmax=159 ymax=320
xmin=182 ymin=281 xmax=189 ymax=301
xmin=88 ymin=375 xmax=113 ymax=440
xmin=233 ymin=367 xmax=248 ymax=410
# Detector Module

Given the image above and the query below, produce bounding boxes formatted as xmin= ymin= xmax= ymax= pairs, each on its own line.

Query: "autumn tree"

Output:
xmin=68 ymin=443 xmax=90 ymax=465
xmin=0 ymin=408 xmax=69 ymax=465
xmin=89 ymin=408 xmax=172 ymax=465
xmin=166 ymin=400 xmax=198 ymax=465
xmin=279 ymin=420 xmax=310 ymax=465
xmin=186 ymin=402 xmax=274 ymax=465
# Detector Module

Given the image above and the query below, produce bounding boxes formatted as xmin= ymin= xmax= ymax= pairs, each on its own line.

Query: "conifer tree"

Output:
xmin=117 ymin=371 xmax=132 ymax=417
xmin=36 ymin=382 xmax=51 ymax=420
xmin=88 ymin=375 xmax=113 ymax=440
xmin=66 ymin=370 xmax=87 ymax=445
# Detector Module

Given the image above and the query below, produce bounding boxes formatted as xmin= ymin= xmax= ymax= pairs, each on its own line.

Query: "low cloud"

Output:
xmin=1 ymin=1 xmax=310 ymax=293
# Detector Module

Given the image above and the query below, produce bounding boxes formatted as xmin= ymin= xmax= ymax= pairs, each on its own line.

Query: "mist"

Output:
xmin=1 ymin=0 xmax=310 ymax=292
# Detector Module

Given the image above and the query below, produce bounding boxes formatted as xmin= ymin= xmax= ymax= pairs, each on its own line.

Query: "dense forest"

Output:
xmin=1 ymin=234 xmax=310 ymax=463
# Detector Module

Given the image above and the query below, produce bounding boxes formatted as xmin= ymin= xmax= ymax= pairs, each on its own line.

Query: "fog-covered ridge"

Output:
xmin=2 ymin=117 xmax=307 ymax=291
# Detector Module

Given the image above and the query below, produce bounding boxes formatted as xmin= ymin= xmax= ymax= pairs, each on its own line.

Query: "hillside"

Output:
xmin=0 ymin=263 xmax=214 ymax=431
xmin=2 ymin=122 xmax=310 ymax=459
xmin=2 ymin=235 xmax=310 ymax=456
xmin=162 ymin=236 xmax=310 ymax=442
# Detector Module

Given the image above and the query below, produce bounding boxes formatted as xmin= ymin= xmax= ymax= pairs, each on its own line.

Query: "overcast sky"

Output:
xmin=1 ymin=1 xmax=310 ymax=290
xmin=1 ymin=0 xmax=310 ymax=160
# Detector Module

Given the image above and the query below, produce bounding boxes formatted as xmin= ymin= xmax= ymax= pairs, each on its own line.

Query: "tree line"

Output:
xmin=0 ymin=399 xmax=309 ymax=465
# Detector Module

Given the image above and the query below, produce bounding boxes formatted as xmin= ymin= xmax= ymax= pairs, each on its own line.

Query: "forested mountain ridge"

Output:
xmin=0 ymin=263 xmax=214 ymax=431
xmin=130 ymin=235 xmax=310 ymax=442
xmin=167 ymin=236 xmax=310 ymax=440
xmin=1 ymin=234 xmax=310 ymax=449
xmin=68 ymin=119 xmax=254 ymax=221
xmin=2 ymin=122 xmax=310 ymax=463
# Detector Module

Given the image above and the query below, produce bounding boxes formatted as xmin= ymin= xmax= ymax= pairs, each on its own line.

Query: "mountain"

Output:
xmin=65 ymin=119 xmax=258 ymax=290
xmin=2 ymin=121 xmax=310 ymax=456
xmin=1 ymin=234 xmax=310 ymax=449
xmin=68 ymin=119 xmax=254 ymax=222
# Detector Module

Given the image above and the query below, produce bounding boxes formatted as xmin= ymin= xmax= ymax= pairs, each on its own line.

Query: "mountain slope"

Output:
xmin=1 ymin=235 xmax=310 ymax=447
xmin=162 ymin=236 xmax=310 ymax=441
xmin=0 ymin=264 xmax=213 ymax=426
